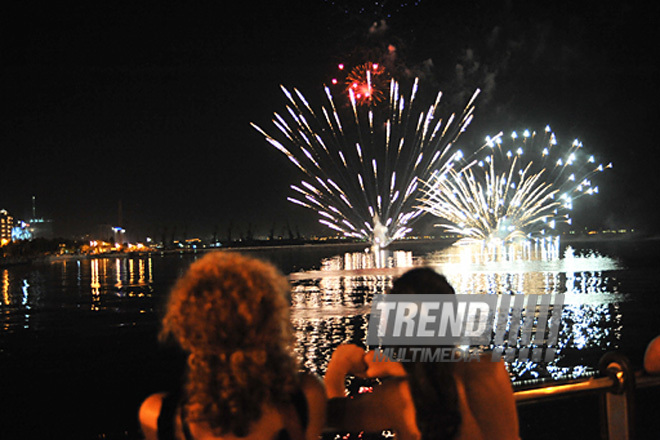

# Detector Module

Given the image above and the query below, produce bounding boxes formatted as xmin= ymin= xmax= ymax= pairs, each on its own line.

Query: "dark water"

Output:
xmin=0 ymin=239 xmax=658 ymax=439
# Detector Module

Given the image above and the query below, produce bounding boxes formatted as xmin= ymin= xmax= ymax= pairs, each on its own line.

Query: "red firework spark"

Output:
xmin=332 ymin=62 xmax=388 ymax=105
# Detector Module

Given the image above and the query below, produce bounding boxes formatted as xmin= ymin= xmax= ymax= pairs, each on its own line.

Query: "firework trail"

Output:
xmin=420 ymin=126 xmax=612 ymax=243
xmin=252 ymin=78 xmax=480 ymax=247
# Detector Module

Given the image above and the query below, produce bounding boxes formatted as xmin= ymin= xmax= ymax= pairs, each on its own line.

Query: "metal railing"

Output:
xmin=513 ymin=352 xmax=660 ymax=440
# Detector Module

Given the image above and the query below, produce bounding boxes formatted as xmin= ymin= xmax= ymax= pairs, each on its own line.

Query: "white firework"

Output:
xmin=252 ymin=77 xmax=480 ymax=247
xmin=420 ymin=126 xmax=612 ymax=243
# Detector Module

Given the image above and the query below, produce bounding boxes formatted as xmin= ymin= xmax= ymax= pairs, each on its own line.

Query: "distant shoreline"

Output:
xmin=2 ymin=232 xmax=656 ymax=268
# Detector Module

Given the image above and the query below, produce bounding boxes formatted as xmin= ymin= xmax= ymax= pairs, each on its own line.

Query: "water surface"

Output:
xmin=0 ymin=238 xmax=658 ymax=438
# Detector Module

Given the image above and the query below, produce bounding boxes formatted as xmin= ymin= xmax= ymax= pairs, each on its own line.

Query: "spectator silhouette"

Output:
xmin=139 ymin=252 xmax=325 ymax=440
xmin=325 ymin=267 xmax=519 ymax=440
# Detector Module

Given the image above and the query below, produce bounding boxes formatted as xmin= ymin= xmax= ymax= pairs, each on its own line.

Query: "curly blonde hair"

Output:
xmin=160 ymin=251 xmax=299 ymax=436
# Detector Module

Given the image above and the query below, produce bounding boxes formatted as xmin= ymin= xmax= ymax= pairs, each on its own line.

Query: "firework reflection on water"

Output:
xmin=289 ymin=244 xmax=622 ymax=385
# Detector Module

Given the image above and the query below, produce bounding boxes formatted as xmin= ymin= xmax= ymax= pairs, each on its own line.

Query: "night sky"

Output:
xmin=3 ymin=0 xmax=660 ymax=241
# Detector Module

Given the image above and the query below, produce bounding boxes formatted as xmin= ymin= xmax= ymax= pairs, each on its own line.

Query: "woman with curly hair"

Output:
xmin=325 ymin=267 xmax=519 ymax=440
xmin=139 ymin=252 xmax=326 ymax=440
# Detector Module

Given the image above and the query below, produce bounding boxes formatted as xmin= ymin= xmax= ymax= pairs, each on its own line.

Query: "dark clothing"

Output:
xmin=156 ymin=389 xmax=192 ymax=440
xmin=156 ymin=388 xmax=308 ymax=440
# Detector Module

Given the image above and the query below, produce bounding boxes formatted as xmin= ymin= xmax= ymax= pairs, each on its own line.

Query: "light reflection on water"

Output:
xmin=289 ymin=241 xmax=624 ymax=385
xmin=0 ymin=244 xmax=647 ymax=439
xmin=0 ymin=244 xmax=627 ymax=386
xmin=0 ymin=256 xmax=156 ymax=334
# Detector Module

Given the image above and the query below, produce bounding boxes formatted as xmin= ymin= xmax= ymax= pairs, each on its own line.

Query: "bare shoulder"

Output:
xmin=644 ymin=335 xmax=660 ymax=374
xmin=458 ymin=356 xmax=514 ymax=401
xmin=455 ymin=356 xmax=519 ymax=440
xmin=299 ymin=373 xmax=327 ymax=440
xmin=300 ymin=372 xmax=326 ymax=405
xmin=139 ymin=392 xmax=167 ymax=440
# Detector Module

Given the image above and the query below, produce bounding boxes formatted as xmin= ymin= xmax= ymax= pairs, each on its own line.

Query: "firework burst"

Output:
xmin=333 ymin=62 xmax=389 ymax=105
xmin=252 ymin=78 xmax=480 ymax=247
xmin=420 ymin=126 xmax=612 ymax=243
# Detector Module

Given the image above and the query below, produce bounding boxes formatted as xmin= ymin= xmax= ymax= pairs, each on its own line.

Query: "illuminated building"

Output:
xmin=0 ymin=209 xmax=13 ymax=245
xmin=12 ymin=221 xmax=32 ymax=241
xmin=27 ymin=218 xmax=54 ymax=239
xmin=27 ymin=196 xmax=54 ymax=239
xmin=113 ymin=226 xmax=126 ymax=246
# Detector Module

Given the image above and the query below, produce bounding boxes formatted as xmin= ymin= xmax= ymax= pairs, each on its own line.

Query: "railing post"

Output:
xmin=599 ymin=352 xmax=636 ymax=440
